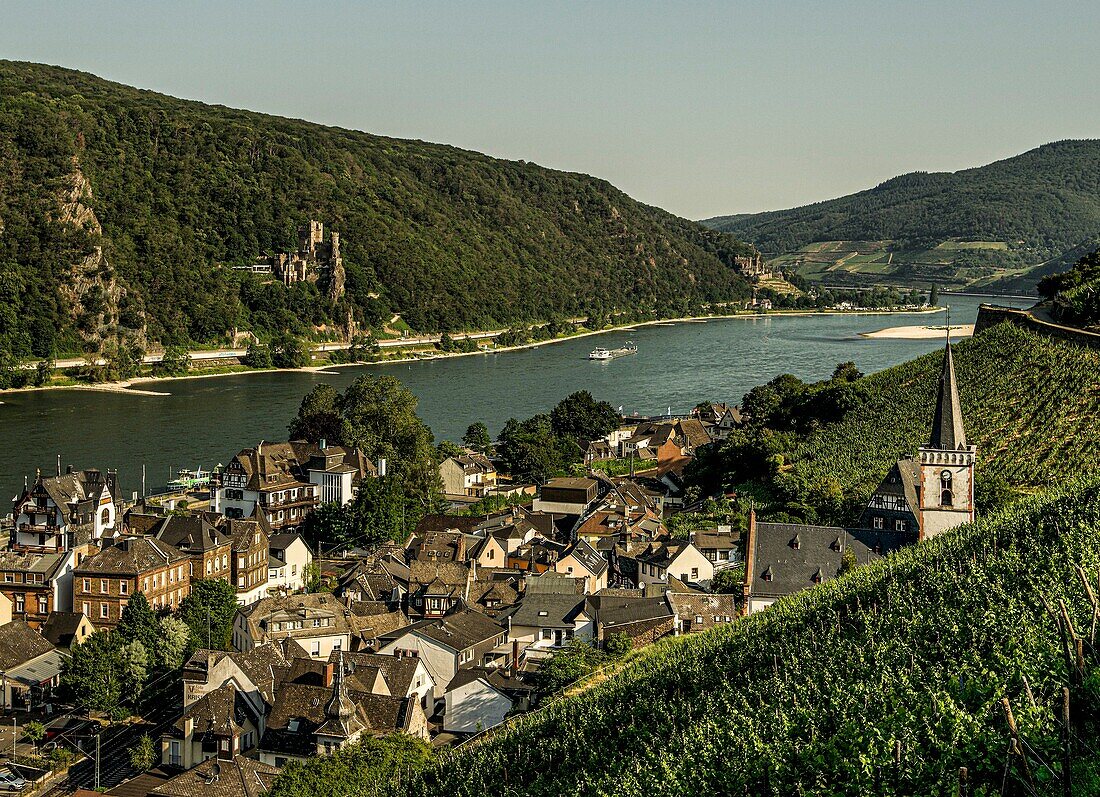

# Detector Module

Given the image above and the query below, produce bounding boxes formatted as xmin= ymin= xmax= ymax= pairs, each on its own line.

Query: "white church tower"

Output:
xmin=917 ymin=339 xmax=976 ymax=540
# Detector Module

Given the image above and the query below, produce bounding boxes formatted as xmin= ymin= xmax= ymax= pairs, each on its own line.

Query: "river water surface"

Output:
xmin=0 ymin=296 xmax=1027 ymax=499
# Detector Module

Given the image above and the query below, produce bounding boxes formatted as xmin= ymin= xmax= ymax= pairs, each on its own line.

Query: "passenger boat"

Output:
xmin=588 ymin=342 xmax=638 ymax=360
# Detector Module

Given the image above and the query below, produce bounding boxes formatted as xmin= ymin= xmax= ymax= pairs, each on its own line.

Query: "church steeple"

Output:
xmin=928 ymin=340 xmax=966 ymax=450
xmin=324 ymin=654 xmax=356 ymax=735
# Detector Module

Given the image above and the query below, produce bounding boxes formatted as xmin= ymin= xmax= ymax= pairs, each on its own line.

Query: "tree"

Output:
xmin=830 ymin=361 xmax=863 ymax=383
xmin=100 ymin=336 xmax=144 ymax=382
xmin=268 ymin=734 xmax=432 ymax=797
xmin=178 ymin=579 xmax=239 ymax=650
xmin=22 ymin=720 xmax=45 ymax=752
xmin=929 ymin=283 xmax=940 ymax=307
xmin=604 ymin=632 xmax=632 ymax=657
xmin=530 ymin=639 xmax=605 ymax=705
xmin=156 ymin=616 xmax=191 ymax=670
xmin=549 ymin=390 xmax=620 ymax=443
xmin=462 ymin=422 xmax=492 ymax=453
xmin=33 ymin=358 xmax=53 ymax=387
xmin=155 ymin=345 xmax=190 ymax=376
xmin=243 ymin=341 xmax=273 ymax=369
xmin=710 ymin=566 xmax=745 ymax=595
xmin=61 ymin=631 xmax=143 ymax=717
xmin=436 ymin=440 xmax=464 ymax=460
xmin=117 ymin=592 xmax=158 ymax=660
xmin=339 ymin=474 xmax=421 ymax=549
xmin=289 ymin=383 xmax=344 ymax=443
xmin=272 ymin=334 xmax=309 ymax=369
xmin=127 ymin=734 xmax=157 ymax=772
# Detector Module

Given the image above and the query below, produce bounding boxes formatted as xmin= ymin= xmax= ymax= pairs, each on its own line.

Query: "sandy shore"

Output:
xmin=1 ymin=306 xmax=943 ymax=397
xmin=860 ymin=323 xmax=974 ymax=340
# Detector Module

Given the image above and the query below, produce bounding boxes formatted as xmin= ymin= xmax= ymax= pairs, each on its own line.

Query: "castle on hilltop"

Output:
xmin=733 ymin=251 xmax=772 ymax=278
xmin=238 ymin=220 xmax=345 ymax=300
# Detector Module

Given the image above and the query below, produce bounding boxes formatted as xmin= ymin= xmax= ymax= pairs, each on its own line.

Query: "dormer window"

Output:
xmin=762 ymin=567 xmax=773 ymax=582
xmin=811 ymin=569 xmax=823 ymax=584
xmin=789 ymin=535 xmax=801 ymax=550
xmin=831 ymin=537 xmax=843 ymax=552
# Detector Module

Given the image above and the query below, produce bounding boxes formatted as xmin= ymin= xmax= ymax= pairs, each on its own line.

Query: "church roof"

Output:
xmin=928 ymin=341 xmax=967 ymax=450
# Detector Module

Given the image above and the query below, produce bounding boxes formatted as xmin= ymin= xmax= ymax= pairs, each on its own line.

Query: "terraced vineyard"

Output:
xmin=786 ymin=321 xmax=1100 ymax=514
xmin=401 ymin=477 xmax=1100 ymax=795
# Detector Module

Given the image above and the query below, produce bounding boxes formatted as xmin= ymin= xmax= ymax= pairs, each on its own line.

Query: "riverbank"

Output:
xmin=860 ymin=323 xmax=974 ymax=340
xmin=1 ymin=306 xmax=944 ymax=397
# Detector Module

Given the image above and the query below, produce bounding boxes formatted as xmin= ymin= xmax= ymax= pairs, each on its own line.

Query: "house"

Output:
xmin=691 ymin=529 xmax=741 ymax=570
xmin=226 ymin=518 xmax=271 ymax=605
xmin=39 ymin=611 xmax=94 ymax=650
xmin=150 ymin=756 xmax=280 ymax=797
xmin=212 ymin=441 xmax=376 ymax=530
xmin=267 ymin=534 xmax=312 ymax=593
xmin=258 ymin=663 xmax=427 ymax=765
xmin=532 ymin=477 xmax=598 ymax=516
xmin=583 ymin=591 xmax=675 ymax=648
xmin=742 ymin=516 xmax=911 ymax=614
xmin=0 ymin=621 xmax=67 ymax=711
xmin=500 ymin=592 xmax=589 ymax=653
xmin=74 ymin=537 xmax=193 ymax=628
xmin=406 ymin=560 xmax=472 ymax=619
xmin=376 ymin=608 xmax=508 ymax=700
xmin=148 ymin=514 xmax=233 ymax=584
xmin=439 ymin=452 xmax=497 ymax=499
xmin=667 ymin=592 xmax=738 ymax=635
xmin=330 ymin=650 xmax=435 ymax=712
xmin=233 ymin=593 xmax=391 ymax=658
xmin=0 ymin=551 xmax=78 ymax=627
xmin=165 ymin=681 xmax=264 ymax=770
xmin=406 ymin=531 xmax=466 ymax=564
xmin=634 ymin=539 xmax=714 ymax=588
xmin=11 ymin=467 xmax=123 ymax=552
xmin=692 ymin=402 xmax=743 ymax=439
xmin=443 ymin=668 xmax=515 ymax=734
xmin=553 ymin=539 xmax=609 ymax=594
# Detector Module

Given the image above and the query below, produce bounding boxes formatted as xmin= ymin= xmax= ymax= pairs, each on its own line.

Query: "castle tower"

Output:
xmin=917 ymin=338 xmax=976 ymax=540
xmin=299 ymin=220 xmax=324 ymax=255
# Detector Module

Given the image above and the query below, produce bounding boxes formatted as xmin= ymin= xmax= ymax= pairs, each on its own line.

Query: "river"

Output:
xmin=0 ymin=296 xmax=1028 ymax=500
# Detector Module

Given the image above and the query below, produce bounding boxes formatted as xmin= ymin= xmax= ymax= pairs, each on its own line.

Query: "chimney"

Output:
xmin=511 ymin=639 xmax=520 ymax=668
xmin=323 ymin=661 xmax=335 ymax=688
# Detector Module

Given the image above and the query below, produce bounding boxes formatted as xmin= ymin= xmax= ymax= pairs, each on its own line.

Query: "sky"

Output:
xmin=2 ymin=1 xmax=1098 ymax=220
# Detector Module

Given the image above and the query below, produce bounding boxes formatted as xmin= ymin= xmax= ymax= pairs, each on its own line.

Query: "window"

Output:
xmin=694 ymin=615 xmax=703 ymax=624
xmin=3 ymin=573 xmax=12 ymax=584
xmin=100 ymin=603 xmax=109 ymax=619
xmin=100 ymin=579 xmax=108 ymax=594
xmin=311 ymin=641 xmax=321 ymax=656
xmin=895 ymin=519 xmax=906 ymax=532
xmin=14 ymin=595 xmax=24 ymax=613
xmin=82 ymin=601 xmax=90 ymax=616
xmin=690 ymin=568 xmax=699 ymax=580
xmin=38 ymin=596 xmax=48 ymax=614
xmin=101 ymin=507 xmax=110 ymax=526
xmin=541 ymin=629 xmax=552 ymax=640
xmin=119 ymin=581 xmax=128 ymax=595
xmin=238 ymin=556 xmax=246 ymax=569
xmin=940 ymin=470 xmax=954 ymax=507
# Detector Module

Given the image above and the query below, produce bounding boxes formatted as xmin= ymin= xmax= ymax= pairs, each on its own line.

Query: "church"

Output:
xmin=742 ymin=339 xmax=976 ymax=614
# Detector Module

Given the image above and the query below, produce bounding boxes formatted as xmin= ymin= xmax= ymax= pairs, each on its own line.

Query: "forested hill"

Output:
xmin=0 ymin=61 xmax=753 ymax=361
xmin=702 ymin=140 xmax=1100 ymax=293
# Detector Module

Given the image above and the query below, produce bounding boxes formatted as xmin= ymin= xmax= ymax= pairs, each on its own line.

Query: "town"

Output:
xmin=0 ymin=334 xmax=975 ymax=796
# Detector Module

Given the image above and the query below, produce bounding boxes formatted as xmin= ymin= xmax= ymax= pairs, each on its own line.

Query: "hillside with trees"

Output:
xmin=1038 ymin=249 xmax=1100 ymax=330
xmin=0 ymin=60 xmax=754 ymax=365
xmin=702 ymin=140 xmax=1100 ymax=293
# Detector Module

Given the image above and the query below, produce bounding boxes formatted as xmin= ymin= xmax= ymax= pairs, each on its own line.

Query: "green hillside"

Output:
xmin=0 ymin=61 xmax=753 ymax=363
xmin=1038 ymin=250 xmax=1100 ymax=331
xmin=400 ymin=478 xmax=1100 ymax=796
xmin=702 ymin=141 xmax=1100 ymax=293
xmin=697 ymin=321 xmax=1100 ymax=524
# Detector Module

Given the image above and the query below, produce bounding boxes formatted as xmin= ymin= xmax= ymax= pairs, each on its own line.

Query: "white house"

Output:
xmin=334 ymin=651 xmax=435 ymax=712
xmin=635 ymin=540 xmax=714 ymax=588
xmin=501 ymin=592 xmax=590 ymax=653
xmin=267 ymin=533 xmax=313 ymax=593
xmin=553 ymin=539 xmax=609 ymax=594
xmin=443 ymin=669 xmax=513 ymax=734
xmin=376 ymin=610 xmax=507 ymax=700
xmin=12 ymin=468 xmax=122 ymax=552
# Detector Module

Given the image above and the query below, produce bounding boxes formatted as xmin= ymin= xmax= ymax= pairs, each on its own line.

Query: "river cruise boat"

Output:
xmin=589 ymin=342 xmax=638 ymax=360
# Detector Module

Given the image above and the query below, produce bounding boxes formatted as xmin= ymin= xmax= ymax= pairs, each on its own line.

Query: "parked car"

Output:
xmin=0 ymin=769 xmax=28 ymax=792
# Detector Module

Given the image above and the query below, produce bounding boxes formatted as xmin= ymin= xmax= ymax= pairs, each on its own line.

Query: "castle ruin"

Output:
xmin=241 ymin=220 xmax=345 ymax=301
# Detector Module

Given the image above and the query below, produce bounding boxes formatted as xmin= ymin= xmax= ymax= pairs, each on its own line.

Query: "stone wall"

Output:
xmin=975 ymin=304 xmax=1100 ymax=349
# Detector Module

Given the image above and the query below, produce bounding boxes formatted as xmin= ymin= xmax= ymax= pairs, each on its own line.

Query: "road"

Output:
xmin=43 ymin=328 xmax=508 ymax=370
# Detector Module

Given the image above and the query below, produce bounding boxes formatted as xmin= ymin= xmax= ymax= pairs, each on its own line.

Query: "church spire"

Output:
xmin=325 ymin=653 xmax=356 ymax=734
xmin=928 ymin=337 xmax=966 ymax=450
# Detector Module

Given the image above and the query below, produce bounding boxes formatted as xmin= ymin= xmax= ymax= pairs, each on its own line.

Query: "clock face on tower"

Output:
xmin=940 ymin=470 xmax=952 ymax=482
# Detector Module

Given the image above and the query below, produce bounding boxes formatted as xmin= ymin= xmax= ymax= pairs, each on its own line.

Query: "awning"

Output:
xmin=7 ymin=650 xmax=68 ymax=687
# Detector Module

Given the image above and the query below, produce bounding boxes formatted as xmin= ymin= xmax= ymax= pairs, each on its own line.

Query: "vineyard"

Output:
xmin=783 ymin=321 xmax=1100 ymax=520
xmin=397 ymin=477 xmax=1100 ymax=796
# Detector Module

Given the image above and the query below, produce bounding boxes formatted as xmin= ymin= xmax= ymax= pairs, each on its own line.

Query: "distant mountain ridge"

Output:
xmin=0 ymin=61 xmax=753 ymax=362
xmin=702 ymin=140 xmax=1100 ymax=293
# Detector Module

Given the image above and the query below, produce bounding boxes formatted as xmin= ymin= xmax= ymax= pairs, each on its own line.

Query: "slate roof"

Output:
xmin=171 ymin=682 xmax=258 ymax=738
xmin=747 ymin=522 xmax=912 ymax=601
xmin=151 ymin=755 xmax=280 ymax=797
xmin=585 ymin=594 xmax=672 ymax=629
xmin=413 ymin=514 xmax=481 ymax=536
xmin=928 ymin=341 xmax=968 ymax=450
xmin=331 ymin=651 xmax=425 ymax=696
xmin=0 ymin=621 xmax=54 ymax=670
xmin=692 ymin=530 xmax=740 ymax=551
xmin=152 ymin=514 xmax=229 ymax=553
xmin=74 ymin=537 xmax=187 ymax=575
xmin=667 ymin=593 xmax=738 ymax=632
xmin=381 ymin=608 xmax=504 ymax=653
xmin=40 ymin=612 xmax=88 ymax=648
xmin=562 ymin=539 xmax=608 ymax=576
xmin=182 ymin=645 xmax=292 ymax=706
xmin=502 ymin=593 xmax=587 ymax=629
xmin=0 ymin=551 xmax=66 ymax=578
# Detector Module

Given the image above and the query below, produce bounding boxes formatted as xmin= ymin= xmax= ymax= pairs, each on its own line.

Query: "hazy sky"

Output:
xmin=2 ymin=1 xmax=1098 ymax=219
